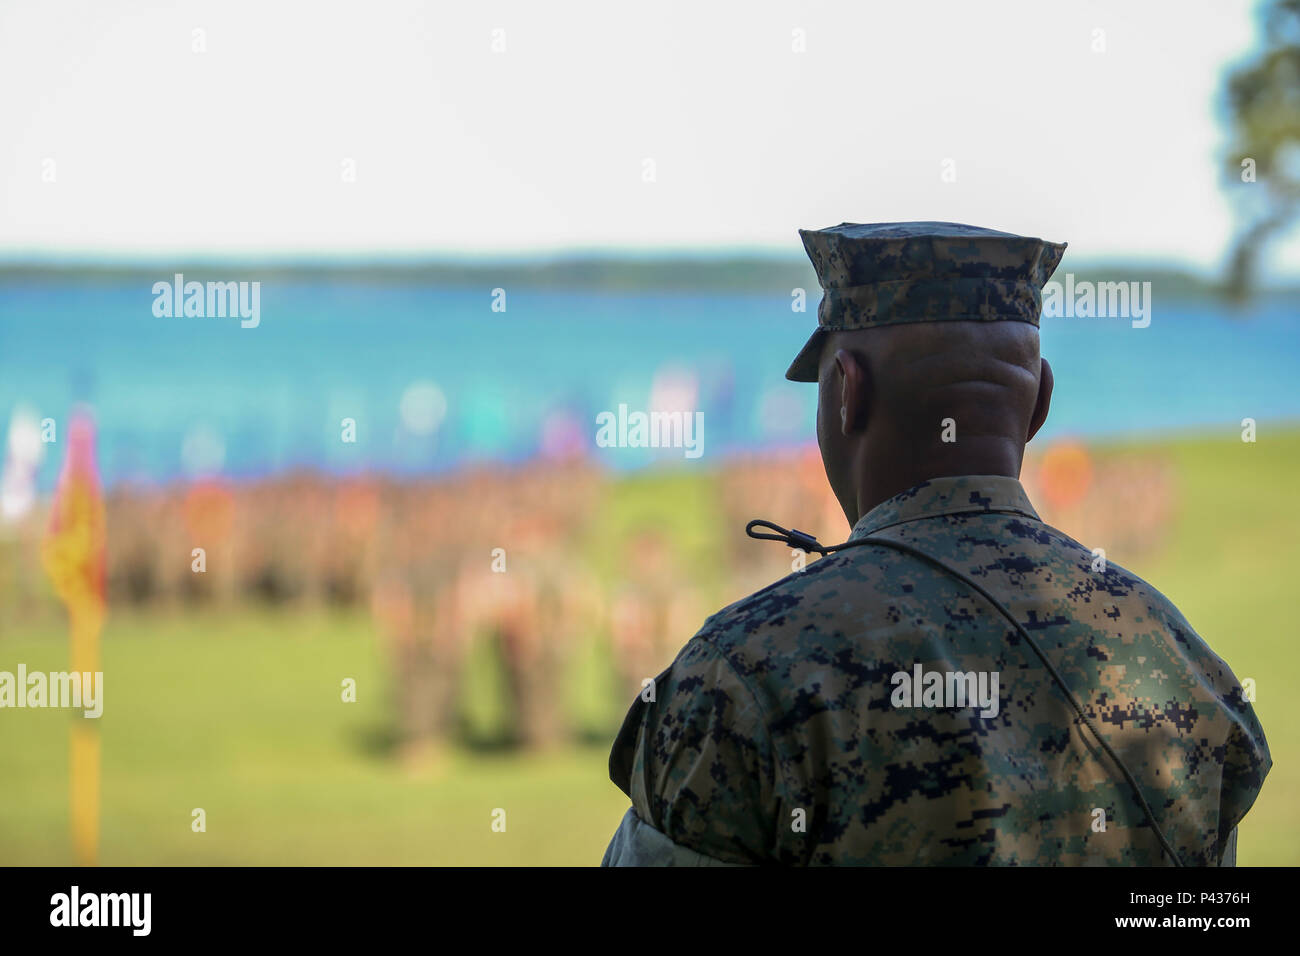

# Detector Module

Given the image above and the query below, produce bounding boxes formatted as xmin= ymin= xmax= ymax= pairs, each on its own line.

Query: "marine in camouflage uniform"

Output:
xmin=603 ymin=222 xmax=1270 ymax=866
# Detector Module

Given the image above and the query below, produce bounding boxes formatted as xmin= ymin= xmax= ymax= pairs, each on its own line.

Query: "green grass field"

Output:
xmin=1 ymin=427 xmax=1295 ymax=865
xmin=0 ymin=607 xmax=631 ymax=865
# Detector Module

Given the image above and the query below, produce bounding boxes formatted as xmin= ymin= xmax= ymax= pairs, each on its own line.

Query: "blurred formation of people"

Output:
xmin=610 ymin=528 xmax=705 ymax=702
xmin=0 ymin=444 xmax=1172 ymax=756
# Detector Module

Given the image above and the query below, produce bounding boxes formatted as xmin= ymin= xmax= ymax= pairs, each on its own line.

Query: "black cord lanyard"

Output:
xmin=746 ymin=518 xmax=1184 ymax=867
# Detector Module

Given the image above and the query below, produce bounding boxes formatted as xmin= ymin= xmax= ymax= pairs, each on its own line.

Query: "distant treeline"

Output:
xmin=0 ymin=255 xmax=1291 ymax=300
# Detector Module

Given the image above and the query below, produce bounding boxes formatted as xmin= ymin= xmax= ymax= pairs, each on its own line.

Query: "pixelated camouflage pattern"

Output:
xmin=786 ymin=221 xmax=1068 ymax=381
xmin=607 ymin=476 xmax=1270 ymax=865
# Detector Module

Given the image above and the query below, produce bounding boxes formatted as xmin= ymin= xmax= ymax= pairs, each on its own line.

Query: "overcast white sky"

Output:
xmin=1 ymin=0 xmax=1296 ymax=274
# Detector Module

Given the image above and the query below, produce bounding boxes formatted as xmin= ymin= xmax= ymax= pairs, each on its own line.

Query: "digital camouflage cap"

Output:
xmin=786 ymin=221 xmax=1068 ymax=382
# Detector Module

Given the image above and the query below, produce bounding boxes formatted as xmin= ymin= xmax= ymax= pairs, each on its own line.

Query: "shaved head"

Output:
xmin=815 ymin=320 xmax=1053 ymax=526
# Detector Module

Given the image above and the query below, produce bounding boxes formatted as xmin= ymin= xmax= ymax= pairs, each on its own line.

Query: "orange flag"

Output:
xmin=41 ymin=408 xmax=106 ymax=865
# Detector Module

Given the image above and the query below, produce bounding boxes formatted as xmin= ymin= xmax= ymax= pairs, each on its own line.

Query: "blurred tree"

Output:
xmin=1223 ymin=0 xmax=1300 ymax=300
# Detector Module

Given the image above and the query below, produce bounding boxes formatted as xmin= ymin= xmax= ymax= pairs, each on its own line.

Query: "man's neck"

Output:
xmin=852 ymin=445 xmax=1024 ymax=526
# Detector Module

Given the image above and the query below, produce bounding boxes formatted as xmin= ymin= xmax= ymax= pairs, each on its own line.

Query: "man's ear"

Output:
xmin=1027 ymin=356 xmax=1053 ymax=442
xmin=832 ymin=348 xmax=869 ymax=435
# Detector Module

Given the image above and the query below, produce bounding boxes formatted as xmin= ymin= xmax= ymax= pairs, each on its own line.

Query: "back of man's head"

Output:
xmin=815 ymin=319 xmax=1052 ymax=526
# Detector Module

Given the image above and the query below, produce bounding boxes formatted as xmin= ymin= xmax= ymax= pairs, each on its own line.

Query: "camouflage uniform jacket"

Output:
xmin=605 ymin=475 xmax=1270 ymax=865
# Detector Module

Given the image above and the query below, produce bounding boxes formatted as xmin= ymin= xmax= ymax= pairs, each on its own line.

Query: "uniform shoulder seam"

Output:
xmin=690 ymin=630 xmax=797 ymax=806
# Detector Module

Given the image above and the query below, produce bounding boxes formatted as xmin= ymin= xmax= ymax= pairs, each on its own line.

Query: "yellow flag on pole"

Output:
xmin=40 ymin=409 xmax=106 ymax=866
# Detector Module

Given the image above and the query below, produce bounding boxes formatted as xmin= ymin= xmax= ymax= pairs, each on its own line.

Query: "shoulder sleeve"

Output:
xmin=608 ymin=635 xmax=782 ymax=864
xmin=1217 ymin=701 xmax=1271 ymax=855
xmin=1153 ymin=600 xmax=1271 ymax=863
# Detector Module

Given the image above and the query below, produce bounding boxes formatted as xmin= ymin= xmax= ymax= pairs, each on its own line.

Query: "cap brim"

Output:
xmin=785 ymin=328 xmax=826 ymax=382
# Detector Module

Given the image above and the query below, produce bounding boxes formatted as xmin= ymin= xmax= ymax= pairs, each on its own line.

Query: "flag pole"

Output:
xmin=69 ymin=605 xmax=101 ymax=866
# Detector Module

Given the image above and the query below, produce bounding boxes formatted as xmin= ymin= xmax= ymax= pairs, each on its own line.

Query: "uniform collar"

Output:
xmin=847 ymin=475 xmax=1040 ymax=540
